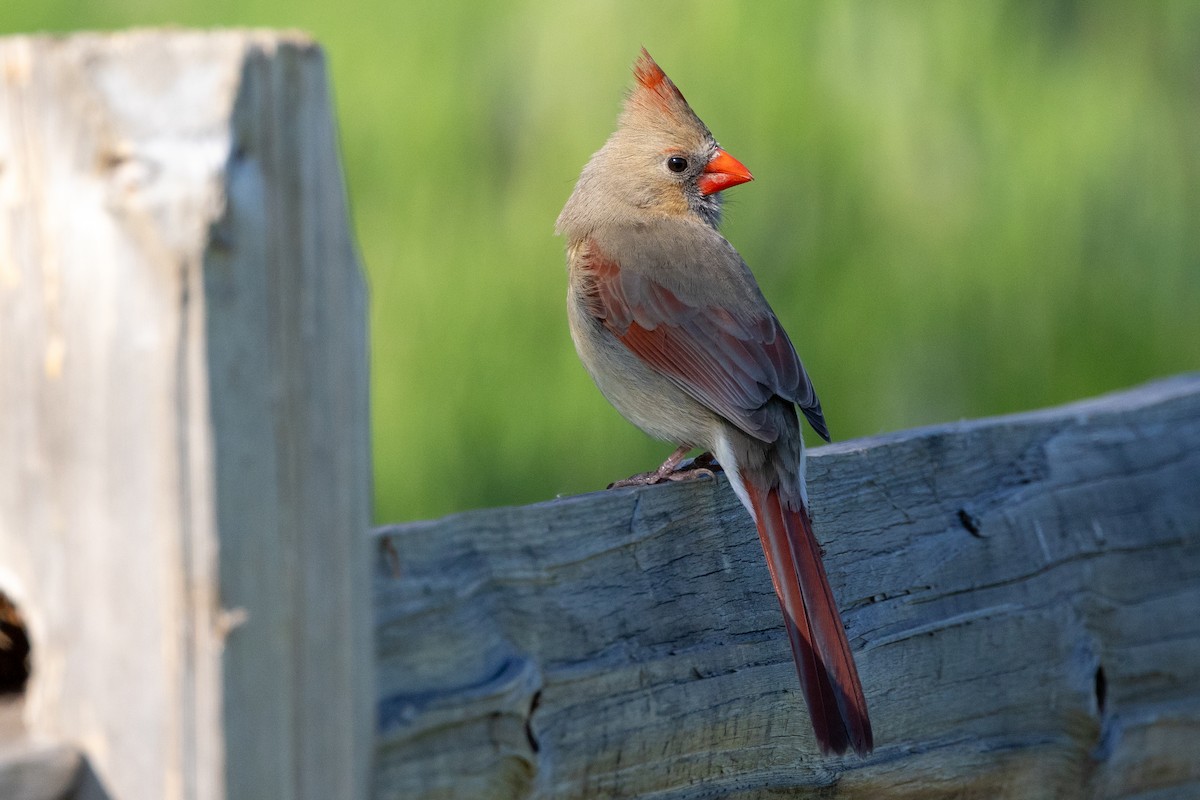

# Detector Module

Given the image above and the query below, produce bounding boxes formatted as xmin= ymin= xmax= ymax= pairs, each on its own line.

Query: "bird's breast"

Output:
xmin=566 ymin=279 xmax=719 ymax=449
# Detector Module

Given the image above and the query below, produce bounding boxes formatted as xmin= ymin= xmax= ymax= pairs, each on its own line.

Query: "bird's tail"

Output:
xmin=744 ymin=480 xmax=873 ymax=756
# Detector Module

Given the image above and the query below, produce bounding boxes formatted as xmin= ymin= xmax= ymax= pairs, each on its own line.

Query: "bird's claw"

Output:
xmin=607 ymin=451 xmax=723 ymax=489
xmin=607 ymin=471 xmax=661 ymax=489
xmin=662 ymin=467 xmax=716 ymax=482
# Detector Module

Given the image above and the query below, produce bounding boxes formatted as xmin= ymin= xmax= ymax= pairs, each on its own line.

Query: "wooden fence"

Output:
xmin=1 ymin=30 xmax=1197 ymax=800
xmin=374 ymin=373 xmax=1200 ymax=800
xmin=0 ymin=31 xmax=372 ymax=800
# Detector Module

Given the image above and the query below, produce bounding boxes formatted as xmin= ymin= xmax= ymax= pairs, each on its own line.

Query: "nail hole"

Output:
xmin=0 ymin=590 xmax=31 ymax=696
xmin=957 ymin=508 xmax=983 ymax=537
xmin=1094 ymin=665 xmax=1107 ymax=715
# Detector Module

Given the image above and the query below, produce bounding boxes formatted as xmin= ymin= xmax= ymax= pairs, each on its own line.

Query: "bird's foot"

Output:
xmin=608 ymin=471 xmax=667 ymax=489
xmin=660 ymin=466 xmax=716 ymax=483
xmin=661 ymin=451 xmax=724 ymax=483
xmin=607 ymin=449 xmax=723 ymax=489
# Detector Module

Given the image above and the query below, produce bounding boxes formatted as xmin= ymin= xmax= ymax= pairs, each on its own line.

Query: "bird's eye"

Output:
xmin=666 ymin=156 xmax=688 ymax=173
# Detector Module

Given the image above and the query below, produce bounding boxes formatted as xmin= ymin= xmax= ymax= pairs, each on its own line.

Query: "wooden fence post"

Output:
xmin=0 ymin=31 xmax=373 ymax=800
xmin=374 ymin=375 xmax=1200 ymax=799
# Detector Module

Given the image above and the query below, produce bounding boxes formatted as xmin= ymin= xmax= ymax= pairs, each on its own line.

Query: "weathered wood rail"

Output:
xmin=374 ymin=375 xmax=1200 ymax=799
xmin=1 ymin=29 xmax=1198 ymax=800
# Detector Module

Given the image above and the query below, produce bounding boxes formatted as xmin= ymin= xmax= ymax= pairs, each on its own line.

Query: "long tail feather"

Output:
xmin=745 ymin=481 xmax=873 ymax=756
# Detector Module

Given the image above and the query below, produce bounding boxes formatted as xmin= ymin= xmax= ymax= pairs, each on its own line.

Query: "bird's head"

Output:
xmin=558 ymin=49 xmax=753 ymax=234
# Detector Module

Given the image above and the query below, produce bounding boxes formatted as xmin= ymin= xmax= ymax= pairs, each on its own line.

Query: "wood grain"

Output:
xmin=374 ymin=375 xmax=1200 ymax=800
xmin=0 ymin=31 xmax=373 ymax=800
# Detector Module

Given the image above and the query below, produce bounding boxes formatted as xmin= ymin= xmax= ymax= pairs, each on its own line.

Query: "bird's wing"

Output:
xmin=575 ymin=234 xmax=828 ymax=443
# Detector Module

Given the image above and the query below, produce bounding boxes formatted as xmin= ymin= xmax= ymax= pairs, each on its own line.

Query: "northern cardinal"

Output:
xmin=557 ymin=50 xmax=872 ymax=756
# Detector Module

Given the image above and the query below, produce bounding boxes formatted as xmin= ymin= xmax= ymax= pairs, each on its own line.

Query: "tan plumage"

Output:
xmin=557 ymin=50 xmax=872 ymax=756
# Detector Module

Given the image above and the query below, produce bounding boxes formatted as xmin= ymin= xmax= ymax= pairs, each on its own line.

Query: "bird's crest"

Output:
xmin=632 ymin=48 xmax=686 ymax=105
xmin=622 ymin=49 xmax=707 ymax=136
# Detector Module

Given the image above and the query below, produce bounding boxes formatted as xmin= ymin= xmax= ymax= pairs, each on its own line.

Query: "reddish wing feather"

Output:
xmin=577 ymin=240 xmax=826 ymax=442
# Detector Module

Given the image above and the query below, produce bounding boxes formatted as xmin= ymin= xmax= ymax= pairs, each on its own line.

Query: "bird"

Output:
xmin=556 ymin=49 xmax=873 ymax=756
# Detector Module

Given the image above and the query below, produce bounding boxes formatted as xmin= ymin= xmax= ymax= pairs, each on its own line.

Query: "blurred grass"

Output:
xmin=6 ymin=2 xmax=1198 ymax=523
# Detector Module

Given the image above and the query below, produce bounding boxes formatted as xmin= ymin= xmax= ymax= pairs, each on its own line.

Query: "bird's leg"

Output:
xmin=608 ymin=446 xmax=720 ymax=489
xmin=609 ymin=445 xmax=691 ymax=488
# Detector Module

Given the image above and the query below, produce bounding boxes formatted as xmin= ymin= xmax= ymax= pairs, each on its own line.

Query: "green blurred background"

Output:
xmin=8 ymin=2 xmax=1198 ymax=523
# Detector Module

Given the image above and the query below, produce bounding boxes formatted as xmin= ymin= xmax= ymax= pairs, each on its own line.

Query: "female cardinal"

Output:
xmin=556 ymin=50 xmax=873 ymax=756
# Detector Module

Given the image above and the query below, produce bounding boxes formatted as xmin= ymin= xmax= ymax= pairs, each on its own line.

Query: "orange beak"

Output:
xmin=697 ymin=148 xmax=753 ymax=196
